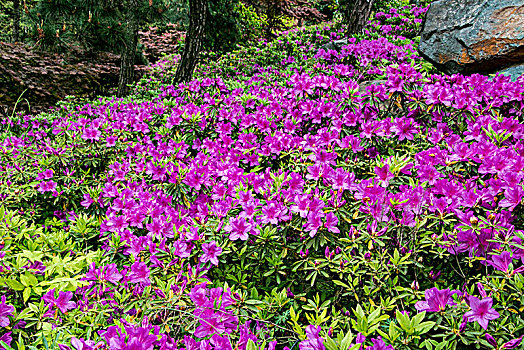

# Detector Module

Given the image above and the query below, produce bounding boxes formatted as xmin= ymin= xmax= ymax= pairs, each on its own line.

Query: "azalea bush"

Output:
xmin=1 ymin=3 xmax=524 ymax=350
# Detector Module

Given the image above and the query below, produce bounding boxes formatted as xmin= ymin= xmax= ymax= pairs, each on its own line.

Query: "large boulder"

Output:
xmin=418 ymin=0 xmax=524 ymax=75
xmin=498 ymin=64 xmax=524 ymax=81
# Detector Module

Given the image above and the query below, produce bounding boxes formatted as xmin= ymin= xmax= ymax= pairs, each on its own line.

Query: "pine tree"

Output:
xmin=173 ymin=0 xmax=207 ymax=84
xmin=29 ymin=0 xmax=166 ymax=54
xmin=13 ymin=0 xmax=20 ymax=42
xmin=117 ymin=0 xmax=140 ymax=97
xmin=341 ymin=0 xmax=375 ymax=36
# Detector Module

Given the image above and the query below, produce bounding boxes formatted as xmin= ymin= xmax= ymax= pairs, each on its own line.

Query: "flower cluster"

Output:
xmin=1 ymin=2 xmax=523 ymax=350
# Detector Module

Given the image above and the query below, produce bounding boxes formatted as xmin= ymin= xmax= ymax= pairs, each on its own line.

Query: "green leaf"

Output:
xmin=435 ymin=341 xmax=449 ymax=350
xmin=416 ymin=321 xmax=435 ymax=335
xmin=246 ymin=339 xmax=258 ymax=350
xmin=5 ymin=279 xmax=25 ymax=291
xmin=21 ymin=272 xmax=38 ymax=287
xmin=412 ymin=311 xmax=426 ymax=327
xmin=23 ymin=287 xmax=32 ymax=303
xmin=340 ymin=330 xmax=354 ymax=350
xmin=18 ymin=333 xmax=26 ymax=350
xmin=323 ymin=337 xmax=338 ymax=350
xmin=0 ymin=340 xmax=13 ymax=350
xmin=396 ymin=310 xmax=411 ymax=332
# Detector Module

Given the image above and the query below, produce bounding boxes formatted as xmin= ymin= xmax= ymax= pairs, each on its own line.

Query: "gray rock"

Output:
xmin=418 ymin=0 xmax=524 ymax=75
xmin=497 ymin=64 xmax=524 ymax=81
xmin=320 ymin=38 xmax=349 ymax=52
xmin=358 ymin=80 xmax=387 ymax=92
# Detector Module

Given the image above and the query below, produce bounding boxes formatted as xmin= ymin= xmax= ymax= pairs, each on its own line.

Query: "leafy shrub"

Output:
xmin=139 ymin=24 xmax=185 ymax=63
xmin=1 ymin=3 xmax=524 ymax=350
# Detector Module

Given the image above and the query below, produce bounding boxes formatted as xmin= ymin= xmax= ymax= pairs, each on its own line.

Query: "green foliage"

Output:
xmin=0 ymin=207 xmax=99 ymax=333
xmin=234 ymin=2 xmax=268 ymax=44
xmin=27 ymin=0 xmax=168 ymax=54
xmin=2 ymin=2 xmax=524 ymax=350
xmin=203 ymin=0 xmax=243 ymax=53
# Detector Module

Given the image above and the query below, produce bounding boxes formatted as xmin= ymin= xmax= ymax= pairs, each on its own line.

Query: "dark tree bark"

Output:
xmin=173 ymin=0 xmax=207 ymax=84
xmin=343 ymin=0 xmax=375 ymax=37
xmin=117 ymin=0 xmax=139 ymax=97
xmin=13 ymin=0 xmax=20 ymax=42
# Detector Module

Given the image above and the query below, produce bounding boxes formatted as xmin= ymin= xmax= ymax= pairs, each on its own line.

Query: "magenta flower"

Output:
xmin=80 ymin=193 xmax=94 ymax=208
xmin=106 ymin=135 xmax=117 ymax=147
xmin=485 ymin=334 xmax=497 ymax=348
xmin=489 ymin=251 xmax=513 ymax=273
xmin=0 ymin=332 xmax=12 ymax=348
xmin=391 ymin=117 xmax=418 ymax=141
xmin=259 ymin=201 xmax=289 ymax=225
xmin=82 ymin=126 xmax=101 ymax=141
xmin=304 ymin=211 xmax=323 ymax=237
xmin=499 ymin=187 xmax=523 ymax=211
xmin=367 ymin=336 xmax=394 ymax=350
xmin=415 ymin=287 xmax=457 ymax=312
xmin=299 ymin=325 xmax=325 ymax=350
xmin=193 ymin=309 xmax=225 ymax=338
xmin=503 ymin=336 xmax=523 ymax=349
xmin=0 ymin=296 xmax=15 ymax=327
xmin=375 ymin=163 xmax=394 ymax=186
xmin=224 ymin=217 xmax=252 ymax=241
xmin=36 ymin=169 xmax=53 ymax=180
xmin=128 ymin=262 xmax=151 ymax=286
xmin=200 ymin=241 xmax=222 ymax=266
xmin=324 ymin=212 xmax=339 ymax=233
xmin=69 ymin=337 xmax=100 ymax=350
xmin=290 ymin=194 xmax=310 ymax=218
xmin=84 ymin=263 xmax=122 ymax=284
xmin=23 ymin=261 xmax=46 ymax=275
xmin=463 ymin=296 xmax=500 ymax=330
xmin=38 ymin=180 xmax=57 ymax=193
xmin=55 ymin=292 xmax=76 ymax=313
xmin=306 ymin=164 xmax=323 ymax=180
xmin=42 ymin=289 xmax=76 ymax=313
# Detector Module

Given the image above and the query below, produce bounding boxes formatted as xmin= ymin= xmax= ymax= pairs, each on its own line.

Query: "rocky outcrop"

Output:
xmin=418 ymin=0 xmax=524 ymax=75
xmin=498 ymin=64 xmax=524 ymax=81
xmin=320 ymin=38 xmax=349 ymax=52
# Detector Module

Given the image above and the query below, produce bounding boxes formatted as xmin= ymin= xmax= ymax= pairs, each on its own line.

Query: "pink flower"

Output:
xmin=0 ymin=295 xmax=15 ymax=327
xmin=55 ymin=292 xmax=76 ymax=313
xmin=42 ymin=289 xmax=76 ymax=313
xmin=38 ymin=180 xmax=57 ymax=193
xmin=415 ymin=287 xmax=457 ymax=312
xmin=463 ymin=296 xmax=500 ymax=330
xmin=128 ymin=262 xmax=151 ymax=286
xmin=499 ymin=187 xmax=523 ymax=211
xmin=224 ymin=217 xmax=252 ymax=241
xmin=80 ymin=193 xmax=94 ymax=208
xmin=503 ymin=336 xmax=523 ymax=349
xmin=488 ymin=251 xmax=513 ymax=273
xmin=200 ymin=241 xmax=222 ymax=266
xmin=0 ymin=332 xmax=12 ymax=348
xmin=82 ymin=126 xmax=101 ymax=141
xmin=324 ymin=212 xmax=339 ymax=233
xmin=375 ymin=163 xmax=394 ymax=186
xmin=299 ymin=325 xmax=325 ymax=350
xmin=36 ymin=169 xmax=53 ymax=180
xmin=106 ymin=135 xmax=117 ymax=147
xmin=391 ymin=118 xmax=418 ymax=141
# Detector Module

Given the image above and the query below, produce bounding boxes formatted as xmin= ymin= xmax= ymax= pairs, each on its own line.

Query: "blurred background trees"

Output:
xmin=0 ymin=0 xmax=432 ymax=95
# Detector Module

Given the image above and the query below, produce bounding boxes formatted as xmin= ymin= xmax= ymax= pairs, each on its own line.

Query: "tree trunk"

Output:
xmin=173 ymin=0 xmax=207 ymax=84
xmin=343 ymin=0 xmax=375 ymax=37
xmin=117 ymin=0 xmax=139 ymax=97
xmin=13 ymin=0 xmax=20 ymax=42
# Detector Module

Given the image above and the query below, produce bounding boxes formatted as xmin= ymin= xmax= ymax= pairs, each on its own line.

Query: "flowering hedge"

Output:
xmin=1 ymin=3 xmax=524 ymax=350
